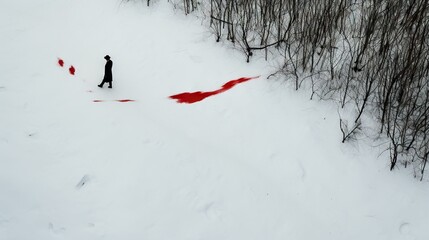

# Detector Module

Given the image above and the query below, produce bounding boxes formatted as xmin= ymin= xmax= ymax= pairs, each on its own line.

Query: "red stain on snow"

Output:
xmin=93 ymin=99 xmax=136 ymax=103
xmin=69 ymin=65 xmax=75 ymax=75
xmin=169 ymin=76 xmax=260 ymax=104
xmin=58 ymin=58 xmax=64 ymax=67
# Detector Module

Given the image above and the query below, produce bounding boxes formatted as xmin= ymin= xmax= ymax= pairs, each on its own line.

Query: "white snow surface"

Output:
xmin=0 ymin=0 xmax=428 ymax=239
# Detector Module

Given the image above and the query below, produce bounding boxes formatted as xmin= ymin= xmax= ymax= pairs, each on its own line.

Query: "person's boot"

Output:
xmin=98 ymin=84 xmax=103 ymax=88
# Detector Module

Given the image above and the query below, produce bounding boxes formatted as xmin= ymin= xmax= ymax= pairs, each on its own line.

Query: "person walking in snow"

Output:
xmin=98 ymin=55 xmax=113 ymax=88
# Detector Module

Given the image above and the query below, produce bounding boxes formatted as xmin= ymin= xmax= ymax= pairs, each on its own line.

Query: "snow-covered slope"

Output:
xmin=1 ymin=0 xmax=428 ymax=239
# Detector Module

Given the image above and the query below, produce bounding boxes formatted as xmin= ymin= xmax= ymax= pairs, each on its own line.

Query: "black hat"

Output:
xmin=104 ymin=55 xmax=111 ymax=60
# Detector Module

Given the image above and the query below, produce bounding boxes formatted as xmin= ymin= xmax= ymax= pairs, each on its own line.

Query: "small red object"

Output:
xmin=93 ymin=99 xmax=135 ymax=103
xmin=69 ymin=65 xmax=75 ymax=75
xmin=58 ymin=58 xmax=64 ymax=67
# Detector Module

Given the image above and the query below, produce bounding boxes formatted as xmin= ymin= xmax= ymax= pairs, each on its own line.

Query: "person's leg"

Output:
xmin=108 ymin=81 xmax=112 ymax=88
xmin=98 ymin=81 xmax=105 ymax=88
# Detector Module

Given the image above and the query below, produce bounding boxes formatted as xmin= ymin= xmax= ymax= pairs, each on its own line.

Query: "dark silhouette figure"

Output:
xmin=98 ymin=55 xmax=113 ymax=88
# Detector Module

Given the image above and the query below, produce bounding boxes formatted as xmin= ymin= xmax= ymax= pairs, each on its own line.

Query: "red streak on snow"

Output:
xmin=58 ymin=58 xmax=64 ymax=67
xmin=69 ymin=65 xmax=75 ymax=75
xmin=93 ymin=99 xmax=136 ymax=103
xmin=169 ymin=76 xmax=260 ymax=104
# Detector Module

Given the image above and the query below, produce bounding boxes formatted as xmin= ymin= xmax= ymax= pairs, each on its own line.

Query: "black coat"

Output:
xmin=103 ymin=60 xmax=113 ymax=82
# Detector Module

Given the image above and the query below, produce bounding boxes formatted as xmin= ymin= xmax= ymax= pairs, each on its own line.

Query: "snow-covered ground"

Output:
xmin=1 ymin=0 xmax=428 ymax=239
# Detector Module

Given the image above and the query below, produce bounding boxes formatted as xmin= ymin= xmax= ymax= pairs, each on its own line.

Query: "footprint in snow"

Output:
xmin=49 ymin=222 xmax=66 ymax=234
xmin=198 ymin=202 xmax=222 ymax=221
xmin=399 ymin=222 xmax=411 ymax=234
xmin=76 ymin=175 xmax=90 ymax=189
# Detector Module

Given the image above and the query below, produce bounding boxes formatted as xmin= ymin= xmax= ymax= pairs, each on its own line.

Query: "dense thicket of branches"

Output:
xmin=145 ymin=0 xmax=429 ymax=180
